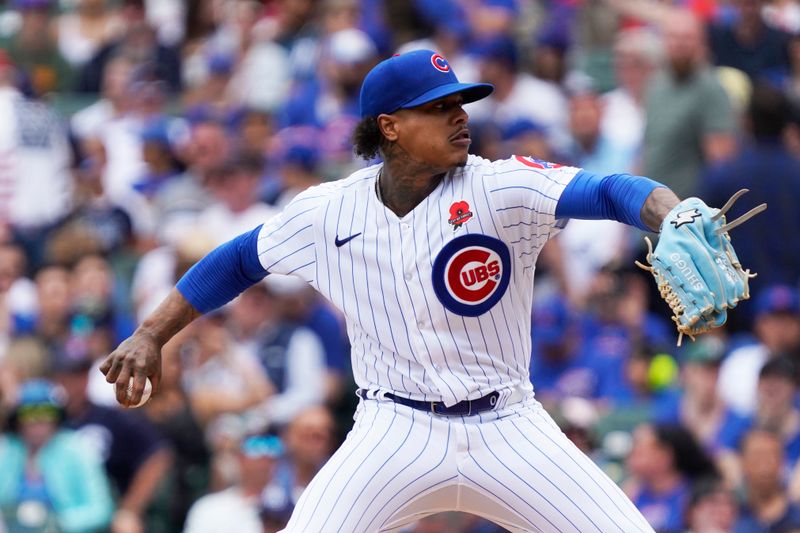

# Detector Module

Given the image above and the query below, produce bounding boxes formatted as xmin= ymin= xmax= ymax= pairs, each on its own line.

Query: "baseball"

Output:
xmin=124 ymin=377 xmax=153 ymax=408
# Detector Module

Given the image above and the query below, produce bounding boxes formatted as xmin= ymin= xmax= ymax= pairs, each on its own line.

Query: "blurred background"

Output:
xmin=0 ymin=0 xmax=799 ymax=531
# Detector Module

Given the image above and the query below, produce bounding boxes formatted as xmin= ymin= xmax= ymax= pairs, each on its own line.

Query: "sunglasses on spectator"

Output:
xmin=17 ymin=404 xmax=60 ymax=424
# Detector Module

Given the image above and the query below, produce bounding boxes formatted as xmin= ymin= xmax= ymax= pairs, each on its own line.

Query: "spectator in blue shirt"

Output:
xmin=654 ymin=335 xmax=735 ymax=453
xmin=718 ymin=356 xmax=800 ymax=489
xmin=0 ymin=379 xmax=114 ymax=533
xmin=734 ymin=428 xmax=800 ymax=533
xmin=625 ymin=423 xmax=718 ymax=533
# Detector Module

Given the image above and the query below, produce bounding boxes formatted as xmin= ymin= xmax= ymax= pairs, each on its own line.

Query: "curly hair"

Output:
xmin=351 ymin=116 xmax=387 ymax=160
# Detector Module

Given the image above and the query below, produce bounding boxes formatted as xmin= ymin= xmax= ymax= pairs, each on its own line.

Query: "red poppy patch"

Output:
xmin=448 ymin=201 xmax=473 ymax=229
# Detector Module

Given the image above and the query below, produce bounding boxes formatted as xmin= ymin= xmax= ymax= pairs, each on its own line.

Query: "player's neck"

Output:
xmin=378 ymin=155 xmax=446 ymax=217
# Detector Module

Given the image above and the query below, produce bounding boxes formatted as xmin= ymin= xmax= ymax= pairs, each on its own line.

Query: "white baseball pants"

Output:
xmin=280 ymin=394 xmax=655 ymax=533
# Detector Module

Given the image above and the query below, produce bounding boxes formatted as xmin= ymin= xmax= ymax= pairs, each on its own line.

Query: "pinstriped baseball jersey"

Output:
xmin=256 ymin=154 xmax=580 ymax=407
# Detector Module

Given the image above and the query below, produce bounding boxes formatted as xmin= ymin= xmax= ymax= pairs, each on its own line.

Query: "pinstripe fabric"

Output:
xmin=280 ymin=396 xmax=655 ymax=533
xmin=259 ymin=154 xmax=654 ymax=530
xmin=256 ymin=155 xmax=579 ymax=406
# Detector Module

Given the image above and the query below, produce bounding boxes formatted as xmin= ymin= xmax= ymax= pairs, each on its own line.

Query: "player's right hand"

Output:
xmin=100 ymin=331 xmax=162 ymax=408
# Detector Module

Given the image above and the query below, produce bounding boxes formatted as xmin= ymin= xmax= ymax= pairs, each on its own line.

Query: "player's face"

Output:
xmin=390 ymin=94 xmax=471 ymax=169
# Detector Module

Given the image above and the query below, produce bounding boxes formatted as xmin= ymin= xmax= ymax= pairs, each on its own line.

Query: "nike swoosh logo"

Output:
xmin=335 ymin=232 xmax=362 ymax=247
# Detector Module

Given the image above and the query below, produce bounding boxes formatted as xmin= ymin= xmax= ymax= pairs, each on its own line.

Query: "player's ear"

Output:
xmin=377 ymin=113 xmax=399 ymax=142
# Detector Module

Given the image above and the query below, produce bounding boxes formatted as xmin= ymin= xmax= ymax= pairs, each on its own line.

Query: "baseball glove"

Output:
xmin=636 ymin=189 xmax=767 ymax=345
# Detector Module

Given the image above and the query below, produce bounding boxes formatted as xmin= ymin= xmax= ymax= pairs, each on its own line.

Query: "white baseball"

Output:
xmin=124 ymin=377 xmax=153 ymax=408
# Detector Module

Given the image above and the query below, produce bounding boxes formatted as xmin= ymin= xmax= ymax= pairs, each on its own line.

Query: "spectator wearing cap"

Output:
xmin=0 ymin=379 xmax=114 ymax=533
xmin=718 ymin=285 xmax=800 ymax=416
xmin=466 ymin=35 xmax=571 ymax=154
xmin=734 ymin=428 xmax=800 ymax=532
xmin=700 ymin=83 xmax=800 ymax=330
xmin=495 ymin=118 xmax=552 ymax=161
xmin=280 ymin=28 xmax=378 ymax=166
xmin=261 ymin=406 xmax=337 ymax=531
xmin=148 ymin=117 xmax=228 ymax=245
xmin=51 ymin=342 xmax=172 ymax=533
xmin=0 ymin=0 xmax=74 ymax=96
xmin=117 ymin=118 xmax=184 ymax=245
xmin=183 ymin=434 xmax=283 ymax=533
xmin=195 ymin=150 xmax=278 ymax=246
xmin=642 ymin=9 xmax=737 ymax=200
xmin=268 ymin=129 xmax=323 ymax=209
xmin=717 ymin=356 xmax=800 ymax=489
xmin=182 ymin=51 xmax=238 ymax=112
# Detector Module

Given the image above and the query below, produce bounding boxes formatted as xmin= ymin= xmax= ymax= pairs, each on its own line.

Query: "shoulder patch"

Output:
xmin=513 ymin=155 xmax=564 ymax=170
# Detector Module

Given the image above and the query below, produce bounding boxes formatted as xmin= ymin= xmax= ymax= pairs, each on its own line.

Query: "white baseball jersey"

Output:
xmin=257 ymin=154 xmax=573 ymax=406
xmin=256 ymin=154 xmax=655 ymax=532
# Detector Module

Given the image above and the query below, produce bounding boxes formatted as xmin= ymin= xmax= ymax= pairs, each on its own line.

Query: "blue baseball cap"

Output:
xmin=240 ymin=435 xmax=283 ymax=458
xmin=755 ymin=285 xmax=800 ymax=318
xmin=359 ymin=49 xmax=493 ymax=118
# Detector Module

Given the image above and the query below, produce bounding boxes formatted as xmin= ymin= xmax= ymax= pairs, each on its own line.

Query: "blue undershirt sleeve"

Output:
xmin=176 ymin=224 xmax=268 ymax=314
xmin=554 ymin=170 xmax=665 ymax=232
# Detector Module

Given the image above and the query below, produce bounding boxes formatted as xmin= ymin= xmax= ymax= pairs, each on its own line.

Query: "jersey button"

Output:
xmin=404 ymin=272 xmax=412 ymax=281
xmin=401 ymin=223 xmax=410 ymax=231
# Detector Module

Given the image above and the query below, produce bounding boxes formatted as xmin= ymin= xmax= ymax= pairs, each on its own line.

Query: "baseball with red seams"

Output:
xmin=124 ymin=377 xmax=152 ymax=408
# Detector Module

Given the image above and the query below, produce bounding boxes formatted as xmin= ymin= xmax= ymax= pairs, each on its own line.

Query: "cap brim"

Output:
xmin=399 ymin=82 xmax=494 ymax=111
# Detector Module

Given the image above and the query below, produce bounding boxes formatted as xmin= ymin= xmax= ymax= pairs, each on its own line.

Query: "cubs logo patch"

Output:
xmin=432 ymin=234 xmax=511 ymax=317
xmin=514 ymin=155 xmax=563 ymax=170
xmin=448 ymin=201 xmax=473 ymax=230
xmin=431 ymin=53 xmax=451 ymax=72
xmin=670 ymin=208 xmax=702 ymax=228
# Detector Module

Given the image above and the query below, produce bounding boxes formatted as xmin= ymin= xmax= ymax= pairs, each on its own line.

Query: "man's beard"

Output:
xmin=670 ymin=57 xmax=696 ymax=81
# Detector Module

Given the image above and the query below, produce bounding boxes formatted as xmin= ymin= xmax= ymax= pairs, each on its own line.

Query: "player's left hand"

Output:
xmin=636 ymin=189 xmax=767 ymax=345
xmin=99 ymin=330 xmax=162 ymax=407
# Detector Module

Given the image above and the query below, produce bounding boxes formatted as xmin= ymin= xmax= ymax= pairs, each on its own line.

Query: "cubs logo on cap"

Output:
xmin=432 ymin=234 xmax=511 ymax=317
xmin=431 ymin=54 xmax=451 ymax=72
xmin=359 ymin=49 xmax=494 ymax=118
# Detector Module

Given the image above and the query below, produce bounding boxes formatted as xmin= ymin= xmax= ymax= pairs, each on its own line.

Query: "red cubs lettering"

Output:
xmin=447 ymin=249 xmax=500 ymax=303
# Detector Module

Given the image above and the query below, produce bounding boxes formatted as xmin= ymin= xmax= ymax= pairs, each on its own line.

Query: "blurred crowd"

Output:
xmin=0 ymin=0 xmax=799 ymax=532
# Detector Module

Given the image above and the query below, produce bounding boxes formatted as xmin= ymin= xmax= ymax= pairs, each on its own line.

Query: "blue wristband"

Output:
xmin=555 ymin=170 xmax=664 ymax=231
xmin=176 ymin=225 xmax=268 ymax=314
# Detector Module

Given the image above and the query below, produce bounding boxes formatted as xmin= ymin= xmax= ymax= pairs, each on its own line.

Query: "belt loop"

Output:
xmin=494 ymin=388 xmax=511 ymax=410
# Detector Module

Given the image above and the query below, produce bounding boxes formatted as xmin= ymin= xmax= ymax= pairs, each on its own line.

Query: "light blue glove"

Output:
xmin=636 ymin=190 xmax=766 ymax=345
